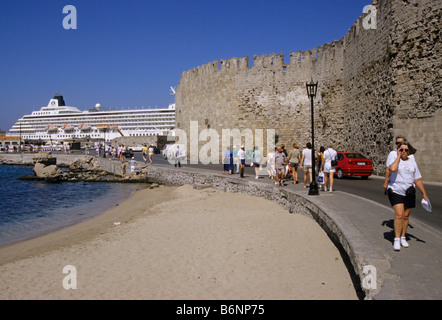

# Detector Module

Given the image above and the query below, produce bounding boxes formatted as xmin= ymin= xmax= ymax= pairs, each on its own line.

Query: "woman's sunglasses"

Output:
xmin=399 ymin=148 xmax=409 ymax=153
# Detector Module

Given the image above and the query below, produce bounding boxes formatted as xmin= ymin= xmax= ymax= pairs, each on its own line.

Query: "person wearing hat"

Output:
xmin=238 ymin=145 xmax=246 ymax=178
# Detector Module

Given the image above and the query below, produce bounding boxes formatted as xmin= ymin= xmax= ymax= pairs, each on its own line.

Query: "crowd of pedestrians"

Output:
xmin=87 ymin=137 xmax=432 ymax=252
xmin=73 ymin=135 xmax=434 ymax=252
xmin=221 ymin=137 xmax=432 ymax=252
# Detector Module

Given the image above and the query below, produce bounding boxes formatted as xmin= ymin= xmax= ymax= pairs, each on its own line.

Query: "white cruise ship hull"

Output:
xmin=7 ymin=94 xmax=175 ymax=144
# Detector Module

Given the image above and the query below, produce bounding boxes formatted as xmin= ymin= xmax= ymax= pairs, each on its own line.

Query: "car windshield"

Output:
xmin=346 ymin=153 xmax=366 ymax=159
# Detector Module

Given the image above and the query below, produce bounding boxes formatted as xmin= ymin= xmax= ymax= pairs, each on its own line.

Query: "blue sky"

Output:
xmin=0 ymin=0 xmax=372 ymax=130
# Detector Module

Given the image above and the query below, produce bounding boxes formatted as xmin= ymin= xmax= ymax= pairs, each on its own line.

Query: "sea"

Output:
xmin=0 ymin=165 xmax=146 ymax=246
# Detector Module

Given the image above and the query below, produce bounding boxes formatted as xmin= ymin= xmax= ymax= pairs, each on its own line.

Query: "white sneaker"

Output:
xmin=329 ymin=187 xmax=333 ymax=192
xmin=255 ymin=176 xmax=259 ymax=179
xmin=394 ymin=238 xmax=401 ymax=251
xmin=400 ymin=237 xmax=409 ymax=248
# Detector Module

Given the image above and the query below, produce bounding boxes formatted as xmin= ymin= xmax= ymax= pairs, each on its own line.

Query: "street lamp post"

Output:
xmin=306 ymin=79 xmax=319 ymax=195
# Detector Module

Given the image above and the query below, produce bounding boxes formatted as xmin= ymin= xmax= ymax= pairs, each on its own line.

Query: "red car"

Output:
xmin=334 ymin=152 xmax=373 ymax=179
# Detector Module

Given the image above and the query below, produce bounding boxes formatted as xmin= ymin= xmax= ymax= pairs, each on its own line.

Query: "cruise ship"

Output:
xmin=7 ymin=94 xmax=175 ymax=144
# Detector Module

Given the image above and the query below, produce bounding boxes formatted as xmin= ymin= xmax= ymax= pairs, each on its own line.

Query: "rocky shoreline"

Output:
xmin=2 ymin=152 xmax=153 ymax=185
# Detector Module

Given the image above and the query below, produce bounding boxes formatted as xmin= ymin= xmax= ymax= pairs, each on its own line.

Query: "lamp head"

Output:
xmin=306 ymin=79 xmax=318 ymax=98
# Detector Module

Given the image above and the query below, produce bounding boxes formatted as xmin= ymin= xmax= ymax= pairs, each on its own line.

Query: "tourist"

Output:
xmin=252 ymin=146 xmax=262 ymax=179
xmin=300 ymin=142 xmax=313 ymax=189
xmin=233 ymin=146 xmax=240 ymax=174
xmin=387 ymin=141 xmax=429 ymax=251
xmin=281 ymin=144 xmax=290 ymax=179
xmin=120 ymin=159 xmax=127 ymax=179
xmin=142 ymin=144 xmax=148 ymax=163
xmin=288 ymin=143 xmax=300 ymax=184
xmin=238 ymin=146 xmax=246 ymax=178
xmin=223 ymin=146 xmax=233 ymax=174
xmin=321 ymin=144 xmax=338 ymax=192
xmin=121 ymin=145 xmax=126 ymax=161
xmin=274 ymin=146 xmax=288 ymax=187
xmin=148 ymin=145 xmax=154 ymax=164
xmin=266 ymin=147 xmax=276 ymax=179
xmin=383 ymin=136 xmax=415 ymax=191
xmin=129 ymin=157 xmax=137 ymax=179
xmin=174 ymin=146 xmax=181 ymax=167
xmin=316 ymin=146 xmax=325 ymax=177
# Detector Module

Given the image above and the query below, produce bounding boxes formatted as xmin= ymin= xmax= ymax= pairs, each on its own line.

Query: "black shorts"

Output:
xmin=388 ymin=188 xmax=416 ymax=208
xmin=290 ymin=163 xmax=298 ymax=169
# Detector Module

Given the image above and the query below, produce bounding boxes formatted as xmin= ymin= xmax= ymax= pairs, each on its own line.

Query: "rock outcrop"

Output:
xmin=32 ymin=151 xmax=57 ymax=166
xmin=22 ymin=154 xmax=148 ymax=183
xmin=31 ymin=152 xmax=64 ymax=181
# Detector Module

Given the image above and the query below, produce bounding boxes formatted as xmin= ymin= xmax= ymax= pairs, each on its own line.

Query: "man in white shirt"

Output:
xmin=129 ymin=157 xmax=137 ymax=179
xmin=252 ymin=146 xmax=262 ymax=179
xmin=175 ymin=146 xmax=181 ymax=167
xmin=238 ymin=146 xmax=246 ymax=178
xmin=148 ymin=145 xmax=154 ymax=164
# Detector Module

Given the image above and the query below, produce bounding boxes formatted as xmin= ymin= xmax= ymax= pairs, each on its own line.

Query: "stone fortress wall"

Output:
xmin=175 ymin=0 xmax=441 ymax=182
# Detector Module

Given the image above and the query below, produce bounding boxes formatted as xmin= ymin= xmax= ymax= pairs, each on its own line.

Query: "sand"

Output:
xmin=0 ymin=184 xmax=358 ymax=300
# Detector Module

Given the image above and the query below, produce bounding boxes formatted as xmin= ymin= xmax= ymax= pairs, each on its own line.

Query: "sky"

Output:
xmin=0 ymin=0 xmax=373 ymax=130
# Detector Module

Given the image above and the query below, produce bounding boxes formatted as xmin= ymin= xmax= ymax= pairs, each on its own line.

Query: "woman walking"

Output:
xmin=387 ymin=141 xmax=429 ymax=251
xmin=266 ymin=147 xmax=276 ymax=179
xmin=288 ymin=143 xmax=300 ymax=184
xmin=321 ymin=144 xmax=337 ymax=192
xmin=222 ymin=147 xmax=233 ymax=174
xmin=300 ymin=142 xmax=313 ymax=188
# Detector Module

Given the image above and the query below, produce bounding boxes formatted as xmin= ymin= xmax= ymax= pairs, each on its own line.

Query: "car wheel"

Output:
xmin=336 ymin=169 xmax=344 ymax=179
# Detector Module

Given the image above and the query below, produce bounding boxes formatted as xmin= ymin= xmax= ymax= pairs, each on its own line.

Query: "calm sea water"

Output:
xmin=0 ymin=165 xmax=146 ymax=246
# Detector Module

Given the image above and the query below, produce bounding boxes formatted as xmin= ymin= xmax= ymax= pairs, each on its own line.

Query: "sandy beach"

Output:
xmin=0 ymin=184 xmax=358 ymax=300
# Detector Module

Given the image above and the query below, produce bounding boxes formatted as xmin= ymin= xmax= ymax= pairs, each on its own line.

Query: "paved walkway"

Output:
xmin=143 ymin=162 xmax=442 ymax=300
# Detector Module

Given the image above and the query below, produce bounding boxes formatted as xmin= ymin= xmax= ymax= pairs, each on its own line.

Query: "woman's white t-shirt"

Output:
xmin=323 ymin=148 xmax=337 ymax=172
xmin=302 ymin=148 xmax=312 ymax=166
xmin=387 ymin=156 xmax=421 ymax=196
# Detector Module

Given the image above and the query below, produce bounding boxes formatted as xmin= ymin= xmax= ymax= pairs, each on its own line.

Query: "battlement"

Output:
xmin=252 ymin=52 xmax=285 ymax=69
xmin=180 ymin=43 xmax=346 ymax=85
xmin=220 ymin=56 xmax=249 ymax=71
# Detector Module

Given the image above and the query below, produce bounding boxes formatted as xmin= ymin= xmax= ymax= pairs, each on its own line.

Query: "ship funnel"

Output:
xmin=53 ymin=94 xmax=66 ymax=106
